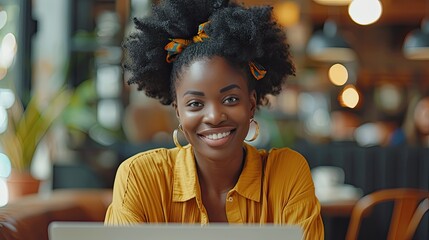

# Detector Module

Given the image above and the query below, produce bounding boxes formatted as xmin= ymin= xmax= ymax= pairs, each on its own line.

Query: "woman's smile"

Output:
xmin=198 ymin=128 xmax=236 ymax=147
xmin=203 ymin=131 xmax=231 ymax=140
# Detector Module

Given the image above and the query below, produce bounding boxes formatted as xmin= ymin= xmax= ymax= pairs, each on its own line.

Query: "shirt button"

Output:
xmin=227 ymin=196 xmax=233 ymax=202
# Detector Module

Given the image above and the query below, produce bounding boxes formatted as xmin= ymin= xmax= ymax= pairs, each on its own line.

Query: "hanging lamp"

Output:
xmin=403 ymin=18 xmax=429 ymax=60
xmin=307 ymin=20 xmax=356 ymax=62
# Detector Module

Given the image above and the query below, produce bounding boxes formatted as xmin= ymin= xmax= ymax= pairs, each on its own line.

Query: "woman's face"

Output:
xmin=174 ymin=56 xmax=256 ymax=160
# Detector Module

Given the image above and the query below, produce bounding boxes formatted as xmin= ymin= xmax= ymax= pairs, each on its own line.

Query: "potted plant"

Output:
xmin=0 ymin=87 xmax=70 ymax=200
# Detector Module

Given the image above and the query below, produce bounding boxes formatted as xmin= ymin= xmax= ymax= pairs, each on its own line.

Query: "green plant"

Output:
xmin=0 ymin=88 xmax=71 ymax=171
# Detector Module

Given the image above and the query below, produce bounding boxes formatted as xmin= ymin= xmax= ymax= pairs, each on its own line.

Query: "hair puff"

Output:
xmin=123 ymin=0 xmax=295 ymax=106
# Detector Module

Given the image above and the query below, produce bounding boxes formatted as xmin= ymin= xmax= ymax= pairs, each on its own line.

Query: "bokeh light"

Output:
xmin=0 ymin=106 xmax=8 ymax=134
xmin=355 ymin=123 xmax=382 ymax=146
xmin=0 ymin=10 xmax=7 ymax=30
xmin=0 ymin=153 xmax=12 ymax=178
xmin=348 ymin=0 xmax=383 ymax=25
xmin=0 ymin=153 xmax=11 ymax=207
xmin=97 ymin=99 xmax=121 ymax=130
xmin=375 ymin=84 xmax=402 ymax=113
xmin=329 ymin=63 xmax=348 ymax=86
xmin=0 ymin=88 xmax=15 ymax=109
xmin=273 ymin=1 xmax=300 ymax=27
xmin=0 ymin=179 xmax=8 ymax=207
xmin=0 ymin=33 xmax=17 ymax=68
xmin=340 ymin=85 xmax=360 ymax=108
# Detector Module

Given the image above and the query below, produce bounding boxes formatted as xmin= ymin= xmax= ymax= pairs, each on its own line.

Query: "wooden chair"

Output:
xmin=405 ymin=198 xmax=429 ymax=239
xmin=346 ymin=188 xmax=429 ymax=240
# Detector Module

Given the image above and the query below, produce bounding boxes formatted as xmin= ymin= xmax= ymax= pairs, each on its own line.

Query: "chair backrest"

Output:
xmin=346 ymin=188 xmax=429 ymax=240
xmin=405 ymin=198 xmax=429 ymax=239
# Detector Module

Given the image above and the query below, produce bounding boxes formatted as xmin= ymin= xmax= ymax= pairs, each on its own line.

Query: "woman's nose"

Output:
xmin=203 ymin=104 xmax=227 ymax=125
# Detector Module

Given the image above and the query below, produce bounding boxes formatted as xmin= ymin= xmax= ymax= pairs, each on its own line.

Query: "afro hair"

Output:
xmin=122 ymin=0 xmax=295 ymax=106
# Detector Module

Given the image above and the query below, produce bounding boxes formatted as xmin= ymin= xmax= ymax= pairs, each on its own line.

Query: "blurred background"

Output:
xmin=0 ymin=0 xmax=428 ymax=239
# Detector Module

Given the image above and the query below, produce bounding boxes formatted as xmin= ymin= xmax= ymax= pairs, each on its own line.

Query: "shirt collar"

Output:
xmin=233 ymin=143 xmax=264 ymax=202
xmin=172 ymin=145 xmax=198 ymax=202
xmin=172 ymin=143 xmax=264 ymax=203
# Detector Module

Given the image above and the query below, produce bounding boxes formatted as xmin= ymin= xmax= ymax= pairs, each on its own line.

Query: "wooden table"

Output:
xmin=321 ymin=199 xmax=357 ymax=217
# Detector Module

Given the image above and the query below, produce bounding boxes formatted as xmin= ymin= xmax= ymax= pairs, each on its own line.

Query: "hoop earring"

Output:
xmin=173 ymin=124 xmax=184 ymax=149
xmin=245 ymin=119 xmax=260 ymax=142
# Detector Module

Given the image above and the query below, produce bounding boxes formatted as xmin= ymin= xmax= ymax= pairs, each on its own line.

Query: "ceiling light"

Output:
xmin=403 ymin=19 xmax=429 ymax=60
xmin=307 ymin=20 xmax=356 ymax=62
xmin=339 ymin=85 xmax=360 ymax=109
xmin=348 ymin=0 xmax=382 ymax=25
xmin=329 ymin=63 xmax=348 ymax=86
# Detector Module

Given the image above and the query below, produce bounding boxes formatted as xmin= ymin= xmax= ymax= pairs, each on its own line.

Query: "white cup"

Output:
xmin=311 ymin=166 xmax=345 ymax=188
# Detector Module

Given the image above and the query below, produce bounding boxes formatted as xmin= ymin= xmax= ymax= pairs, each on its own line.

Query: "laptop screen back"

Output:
xmin=49 ymin=222 xmax=303 ymax=240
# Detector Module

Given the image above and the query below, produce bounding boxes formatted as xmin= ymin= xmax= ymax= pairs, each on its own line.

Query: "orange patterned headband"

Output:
xmin=164 ymin=21 xmax=267 ymax=80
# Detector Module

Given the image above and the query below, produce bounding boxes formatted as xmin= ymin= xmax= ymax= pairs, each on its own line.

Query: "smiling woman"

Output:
xmin=175 ymin=57 xmax=254 ymax=163
xmin=105 ymin=0 xmax=324 ymax=239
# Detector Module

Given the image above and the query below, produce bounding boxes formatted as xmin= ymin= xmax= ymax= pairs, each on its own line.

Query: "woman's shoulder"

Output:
xmin=246 ymin=144 xmax=307 ymax=167
xmin=118 ymin=147 xmax=178 ymax=174
xmin=266 ymin=147 xmax=308 ymax=166
xmin=262 ymin=147 xmax=311 ymax=181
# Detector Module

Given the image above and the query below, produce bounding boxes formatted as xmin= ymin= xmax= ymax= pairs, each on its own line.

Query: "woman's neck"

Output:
xmin=194 ymin=148 xmax=245 ymax=194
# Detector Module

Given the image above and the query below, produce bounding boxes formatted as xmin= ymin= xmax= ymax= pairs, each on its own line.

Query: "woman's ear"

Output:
xmin=172 ymin=101 xmax=180 ymax=119
xmin=250 ymin=90 xmax=257 ymax=117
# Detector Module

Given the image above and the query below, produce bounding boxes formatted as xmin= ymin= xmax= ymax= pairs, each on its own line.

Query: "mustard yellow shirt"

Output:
xmin=105 ymin=143 xmax=324 ymax=239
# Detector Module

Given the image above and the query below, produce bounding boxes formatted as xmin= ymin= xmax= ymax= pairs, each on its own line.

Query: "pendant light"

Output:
xmin=403 ymin=18 xmax=429 ymax=60
xmin=307 ymin=20 xmax=356 ymax=62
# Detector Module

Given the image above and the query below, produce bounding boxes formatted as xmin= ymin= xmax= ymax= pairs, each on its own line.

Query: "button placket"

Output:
xmin=225 ymin=192 xmax=242 ymax=223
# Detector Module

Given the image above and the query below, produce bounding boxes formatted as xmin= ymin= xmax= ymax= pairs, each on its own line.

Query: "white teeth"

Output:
xmin=206 ymin=131 xmax=231 ymax=140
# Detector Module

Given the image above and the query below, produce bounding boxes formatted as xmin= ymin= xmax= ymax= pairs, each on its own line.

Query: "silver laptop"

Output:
xmin=49 ymin=222 xmax=303 ymax=240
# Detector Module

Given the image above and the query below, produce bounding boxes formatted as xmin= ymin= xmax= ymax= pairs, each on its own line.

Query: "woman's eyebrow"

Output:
xmin=183 ymin=90 xmax=205 ymax=96
xmin=220 ymin=84 xmax=241 ymax=93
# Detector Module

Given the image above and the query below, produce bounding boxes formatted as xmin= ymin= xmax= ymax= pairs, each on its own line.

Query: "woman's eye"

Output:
xmin=224 ymin=97 xmax=239 ymax=104
xmin=187 ymin=101 xmax=203 ymax=108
